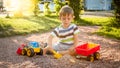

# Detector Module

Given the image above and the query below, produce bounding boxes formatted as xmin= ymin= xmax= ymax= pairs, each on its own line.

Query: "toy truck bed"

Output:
xmin=75 ymin=43 xmax=100 ymax=56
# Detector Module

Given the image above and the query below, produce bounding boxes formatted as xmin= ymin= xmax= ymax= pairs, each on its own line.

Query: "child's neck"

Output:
xmin=62 ymin=23 xmax=71 ymax=29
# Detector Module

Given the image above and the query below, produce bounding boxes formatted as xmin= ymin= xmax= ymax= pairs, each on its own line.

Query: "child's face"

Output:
xmin=60 ymin=14 xmax=74 ymax=28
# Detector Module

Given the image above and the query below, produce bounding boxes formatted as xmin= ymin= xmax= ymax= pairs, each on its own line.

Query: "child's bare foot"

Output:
xmin=43 ymin=48 xmax=47 ymax=56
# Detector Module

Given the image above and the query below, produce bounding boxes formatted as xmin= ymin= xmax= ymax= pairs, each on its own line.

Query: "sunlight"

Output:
xmin=11 ymin=0 xmax=20 ymax=10
xmin=4 ymin=0 xmax=37 ymax=17
xmin=10 ymin=0 xmax=23 ymax=17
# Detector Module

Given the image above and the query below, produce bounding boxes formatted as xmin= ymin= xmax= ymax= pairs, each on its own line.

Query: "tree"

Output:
xmin=112 ymin=0 xmax=120 ymax=27
xmin=44 ymin=2 xmax=51 ymax=16
xmin=69 ymin=0 xmax=81 ymax=21
xmin=32 ymin=0 xmax=39 ymax=16
xmin=54 ymin=0 xmax=64 ymax=15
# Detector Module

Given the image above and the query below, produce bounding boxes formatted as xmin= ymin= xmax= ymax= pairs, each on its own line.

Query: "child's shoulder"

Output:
xmin=53 ymin=25 xmax=61 ymax=30
xmin=71 ymin=23 xmax=76 ymax=26
xmin=55 ymin=24 xmax=77 ymax=29
xmin=70 ymin=24 xmax=78 ymax=28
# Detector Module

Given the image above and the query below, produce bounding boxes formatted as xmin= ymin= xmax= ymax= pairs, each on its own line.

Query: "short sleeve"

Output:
xmin=73 ymin=25 xmax=80 ymax=34
xmin=51 ymin=27 xmax=59 ymax=37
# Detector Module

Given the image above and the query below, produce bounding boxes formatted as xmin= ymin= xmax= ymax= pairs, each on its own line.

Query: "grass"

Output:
xmin=0 ymin=14 xmax=120 ymax=40
xmin=79 ymin=17 xmax=120 ymax=40
xmin=0 ymin=14 xmax=60 ymax=37
xmin=96 ymin=26 xmax=120 ymax=40
xmin=78 ymin=17 xmax=111 ymax=26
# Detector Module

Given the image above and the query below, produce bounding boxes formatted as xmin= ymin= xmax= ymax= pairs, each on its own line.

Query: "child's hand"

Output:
xmin=68 ymin=47 xmax=76 ymax=56
xmin=43 ymin=48 xmax=47 ymax=56
xmin=43 ymin=46 xmax=53 ymax=56
xmin=68 ymin=47 xmax=75 ymax=52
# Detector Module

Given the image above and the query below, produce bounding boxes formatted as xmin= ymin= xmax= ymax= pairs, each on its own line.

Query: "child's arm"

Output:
xmin=58 ymin=34 xmax=79 ymax=56
xmin=68 ymin=33 xmax=79 ymax=53
xmin=43 ymin=35 xmax=54 ymax=55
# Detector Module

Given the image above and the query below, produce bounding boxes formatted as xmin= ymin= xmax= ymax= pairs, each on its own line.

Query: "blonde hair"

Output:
xmin=59 ymin=5 xmax=74 ymax=17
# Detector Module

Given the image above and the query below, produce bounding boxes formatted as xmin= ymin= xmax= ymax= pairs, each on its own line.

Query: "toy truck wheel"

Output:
xmin=94 ymin=52 xmax=100 ymax=60
xmin=27 ymin=48 xmax=35 ymax=57
xmin=21 ymin=49 xmax=27 ymax=55
xmin=37 ymin=48 xmax=43 ymax=55
xmin=39 ymin=48 xmax=43 ymax=55
xmin=87 ymin=55 xmax=94 ymax=62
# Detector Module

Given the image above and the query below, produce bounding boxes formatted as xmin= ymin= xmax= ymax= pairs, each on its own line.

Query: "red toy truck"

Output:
xmin=75 ymin=43 xmax=100 ymax=62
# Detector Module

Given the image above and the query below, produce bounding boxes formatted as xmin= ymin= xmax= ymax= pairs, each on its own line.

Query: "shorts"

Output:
xmin=52 ymin=42 xmax=72 ymax=51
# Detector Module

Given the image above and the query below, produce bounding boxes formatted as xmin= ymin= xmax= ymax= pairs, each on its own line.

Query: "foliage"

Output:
xmin=0 ymin=14 xmax=119 ymax=40
xmin=64 ymin=1 xmax=69 ymax=5
xmin=112 ymin=0 xmax=120 ymax=28
xmin=76 ymin=16 xmax=120 ymax=39
xmin=69 ymin=0 xmax=81 ymax=21
xmin=6 ymin=13 xmax=10 ymax=18
xmin=0 ymin=14 xmax=59 ymax=37
xmin=53 ymin=0 xmax=64 ymax=15
xmin=77 ymin=17 xmax=111 ymax=26
xmin=13 ymin=10 xmax=23 ymax=18
xmin=44 ymin=2 xmax=51 ymax=16
xmin=96 ymin=26 xmax=120 ymax=40
xmin=32 ymin=0 xmax=40 ymax=16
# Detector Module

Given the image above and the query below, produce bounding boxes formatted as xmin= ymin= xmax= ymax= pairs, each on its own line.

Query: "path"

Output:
xmin=0 ymin=26 xmax=120 ymax=68
xmin=82 ymin=11 xmax=114 ymax=17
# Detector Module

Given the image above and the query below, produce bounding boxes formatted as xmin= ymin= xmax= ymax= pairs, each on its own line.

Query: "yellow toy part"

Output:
xmin=34 ymin=48 xmax=41 ymax=53
xmin=27 ymin=48 xmax=35 ymax=57
xmin=88 ymin=42 xmax=97 ymax=49
xmin=51 ymin=50 xmax=62 ymax=59
xmin=87 ymin=55 xmax=94 ymax=62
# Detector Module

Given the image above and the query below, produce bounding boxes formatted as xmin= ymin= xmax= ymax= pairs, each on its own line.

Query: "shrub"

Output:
xmin=54 ymin=0 xmax=64 ymax=15
xmin=96 ymin=26 xmax=120 ymax=40
xmin=69 ymin=0 xmax=81 ymax=21
xmin=112 ymin=0 xmax=120 ymax=28
xmin=44 ymin=2 xmax=51 ymax=16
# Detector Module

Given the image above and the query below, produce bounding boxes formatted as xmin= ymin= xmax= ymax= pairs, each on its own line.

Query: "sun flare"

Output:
xmin=4 ymin=0 xmax=37 ymax=16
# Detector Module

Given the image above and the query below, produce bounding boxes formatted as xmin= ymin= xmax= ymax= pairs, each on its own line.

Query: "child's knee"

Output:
xmin=46 ymin=50 xmax=53 ymax=55
xmin=69 ymin=50 xmax=77 ymax=56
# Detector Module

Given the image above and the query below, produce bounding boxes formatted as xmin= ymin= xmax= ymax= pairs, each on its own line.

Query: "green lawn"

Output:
xmin=96 ymin=26 xmax=120 ymax=40
xmin=0 ymin=14 xmax=60 ymax=37
xmin=79 ymin=17 xmax=111 ymax=26
xmin=79 ymin=17 xmax=120 ymax=40
xmin=0 ymin=14 xmax=120 ymax=40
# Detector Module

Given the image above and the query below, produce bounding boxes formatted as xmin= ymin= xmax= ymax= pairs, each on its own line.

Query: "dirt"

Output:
xmin=0 ymin=26 xmax=120 ymax=68
xmin=81 ymin=11 xmax=114 ymax=17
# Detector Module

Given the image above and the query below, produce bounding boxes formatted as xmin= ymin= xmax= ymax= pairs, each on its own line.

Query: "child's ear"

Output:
xmin=59 ymin=16 xmax=61 ymax=20
xmin=73 ymin=16 xmax=75 ymax=18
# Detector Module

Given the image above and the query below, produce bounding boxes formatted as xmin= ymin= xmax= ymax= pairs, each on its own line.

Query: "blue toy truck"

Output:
xmin=21 ymin=41 xmax=43 ymax=57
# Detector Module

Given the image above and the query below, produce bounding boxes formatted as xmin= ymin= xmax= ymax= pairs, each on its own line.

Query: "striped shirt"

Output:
xmin=51 ymin=24 xmax=80 ymax=45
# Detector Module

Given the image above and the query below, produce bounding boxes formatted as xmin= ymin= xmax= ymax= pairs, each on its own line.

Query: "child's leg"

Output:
xmin=58 ymin=50 xmax=69 ymax=55
xmin=69 ymin=50 xmax=77 ymax=56
xmin=58 ymin=49 xmax=77 ymax=56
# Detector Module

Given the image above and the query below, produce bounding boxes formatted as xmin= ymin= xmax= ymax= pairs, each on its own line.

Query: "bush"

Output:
xmin=112 ymin=0 xmax=120 ymax=28
xmin=44 ymin=2 xmax=51 ymax=16
xmin=108 ymin=17 xmax=120 ymax=28
xmin=33 ymin=4 xmax=40 ymax=16
xmin=33 ymin=0 xmax=40 ymax=16
xmin=69 ymin=0 xmax=81 ymax=21
xmin=54 ymin=0 xmax=64 ymax=15
xmin=96 ymin=26 xmax=120 ymax=40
